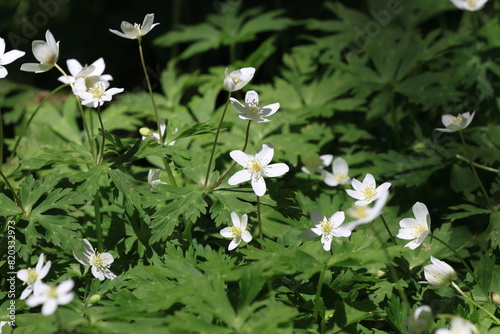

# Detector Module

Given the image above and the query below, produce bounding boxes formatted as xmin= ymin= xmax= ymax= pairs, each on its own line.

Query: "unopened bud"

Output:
xmin=139 ymin=127 xmax=151 ymax=136
xmin=491 ymin=292 xmax=500 ymax=305
xmin=88 ymin=294 xmax=101 ymax=304
xmin=413 ymin=142 xmax=427 ymax=153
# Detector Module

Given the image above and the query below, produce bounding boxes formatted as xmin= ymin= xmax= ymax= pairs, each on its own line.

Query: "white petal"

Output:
xmin=441 ymin=114 xmax=455 ymax=127
xmin=264 ymin=163 xmax=289 ymax=177
xmin=41 ymin=299 xmax=58 ymax=316
xmin=346 ymin=189 xmax=364 ymax=200
xmin=241 ymin=230 xmax=252 ymax=243
xmin=329 ymin=211 xmax=345 ymax=227
xmin=251 ymin=176 xmax=267 ymax=196
xmin=310 ymin=211 xmax=326 ymax=225
xmin=20 ymin=286 xmax=33 ymax=300
xmin=230 ymin=211 xmax=241 ymax=227
xmin=320 ymin=235 xmax=332 ymax=251
xmin=350 ymin=178 xmax=364 ymax=193
xmin=260 ymin=102 xmax=280 ymax=117
xmin=57 ymin=279 xmax=74 ymax=294
xmin=20 ymin=63 xmax=50 ymax=73
xmin=0 ymin=50 xmax=25 ymax=65
xmin=363 ymin=173 xmax=376 ymax=187
xmin=0 ymin=66 xmax=6 ymax=78
xmin=333 ymin=157 xmax=348 ymax=174
xmin=229 ymin=150 xmax=251 ymax=167
xmin=66 ymin=59 xmax=82 ymax=76
xmin=57 ymin=291 xmax=74 ymax=305
xmin=255 ymin=143 xmax=274 ymax=166
xmin=412 ymin=202 xmax=430 ymax=227
xmin=228 ymin=238 xmax=241 ymax=251
xmin=39 ymin=261 xmax=51 ymax=279
xmin=99 ymin=252 xmax=114 ymax=265
xmin=239 ymin=214 xmax=248 ymax=231
xmin=17 ymin=269 xmax=28 ymax=282
xmin=333 ymin=227 xmax=351 ymax=238
xmin=228 ymin=170 xmax=252 ymax=185
xmin=230 ymin=98 xmax=248 ymax=114
xmin=376 ymin=182 xmax=391 ymax=194
xmin=141 ymin=13 xmax=156 ymax=34
xmin=245 ymin=90 xmax=259 ymax=104
xmin=91 ymin=57 xmax=106 ymax=75
xmin=220 ymin=227 xmax=233 ymax=238
xmin=109 ymin=29 xmax=132 ymax=39
xmin=319 ymin=154 xmax=333 ymax=167
xmin=300 ymin=228 xmax=320 ymax=238
xmin=0 ymin=38 xmax=4 ymax=55
xmin=91 ymin=266 xmax=105 ymax=281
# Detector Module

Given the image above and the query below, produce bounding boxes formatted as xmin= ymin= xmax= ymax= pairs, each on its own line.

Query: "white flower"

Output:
xmin=346 ymin=173 xmax=391 ymax=206
xmin=223 ymin=67 xmax=255 ymax=92
xmin=0 ymin=37 xmax=25 ymax=78
xmin=74 ymin=80 xmax=124 ymax=108
xmin=228 ymin=143 xmax=289 ymax=196
xmin=109 ymin=13 xmax=159 ymax=39
xmin=407 ymin=305 xmax=433 ymax=334
xmin=230 ymin=90 xmax=279 ymax=123
xmin=343 ymin=190 xmax=389 ymax=231
xmin=20 ymin=30 xmax=59 ymax=73
xmin=307 ymin=211 xmax=351 ymax=251
xmin=449 ymin=0 xmax=488 ymax=11
xmin=25 ymin=279 xmax=74 ymax=316
xmin=435 ymin=111 xmax=475 ymax=133
xmin=396 ymin=202 xmax=431 ymax=250
xmin=422 ymin=256 xmax=457 ymax=288
xmin=17 ymin=253 xmax=51 ymax=300
xmin=322 ymin=157 xmax=350 ymax=186
xmin=301 ymin=154 xmax=333 ymax=175
xmin=57 ymin=58 xmax=113 ymax=87
xmin=148 ymin=169 xmax=167 ymax=186
xmin=435 ymin=317 xmax=478 ymax=334
xmin=220 ymin=212 xmax=252 ymax=250
xmin=0 ymin=321 xmax=12 ymax=333
xmin=73 ymin=239 xmax=116 ymax=281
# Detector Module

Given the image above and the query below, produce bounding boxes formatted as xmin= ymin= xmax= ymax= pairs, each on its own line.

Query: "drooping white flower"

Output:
xmin=322 ymin=157 xmax=350 ymax=186
xmin=57 ymin=58 xmax=113 ymax=87
xmin=422 ymin=256 xmax=457 ymax=288
xmin=230 ymin=90 xmax=279 ymax=123
xmin=0 ymin=37 xmax=25 ymax=78
xmin=109 ymin=13 xmax=159 ymax=40
xmin=228 ymin=143 xmax=289 ymax=196
xmin=148 ymin=169 xmax=167 ymax=186
xmin=16 ymin=253 xmax=51 ymax=300
xmin=346 ymin=173 xmax=391 ymax=206
xmin=20 ymin=30 xmax=59 ymax=73
xmin=407 ymin=305 xmax=433 ymax=334
xmin=73 ymin=239 xmax=116 ymax=281
xmin=344 ymin=190 xmax=389 ymax=231
xmin=220 ymin=211 xmax=252 ymax=250
xmin=435 ymin=317 xmax=478 ymax=334
xmin=223 ymin=67 xmax=255 ymax=92
xmin=306 ymin=211 xmax=351 ymax=251
xmin=25 ymin=279 xmax=74 ymax=316
xmin=435 ymin=111 xmax=475 ymax=133
xmin=449 ymin=0 xmax=488 ymax=11
xmin=396 ymin=202 xmax=431 ymax=250
xmin=301 ymin=154 xmax=333 ymax=175
xmin=74 ymin=80 xmax=124 ymax=108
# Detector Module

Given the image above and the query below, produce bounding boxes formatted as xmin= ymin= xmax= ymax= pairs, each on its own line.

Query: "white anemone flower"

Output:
xmin=224 ymin=67 xmax=255 ymax=92
xmin=73 ymin=239 xmax=116 ymax=281
xmin=449 ymin=0 xmax=488 ymax=11
xmin=435 ymin=111 xmax=475 ymax=133
xmin=17 ymin=253 xmax=51 ymax=300
xmin=230 ymin=90 xmax=279 ymax=123
xmin=407 ymin=305 xmax=433 ymax=334
xmin=435 ymin=317 xmax=478 ymax=334
xmin=322 ymin=157 xmax=350 ymax=186
xmin=109 ymin=13 xmax=159 ymax=39
xmin=301 ymin=154 xmax=333 ymax=175
xmin=26 ymin=279 xmax=74 ymax=316
xmin=344 ymin=190 xmax=389 ymax=231
xmin=57 ymin=58 xmax=113 ymax=87
xmin=422 ymin=256 xmax=457 ymax=288
xmin=220 ymin=212 xmax=252 ymax=250
xmin=0 ymin=37 xmax=25 ymax=78
xmin=228 ymin=143 xmax=289 ymax=197
xmin=148 ymin=169 xmax=167 ymax=186
xmin=74 ymin=80 xmax=124 ymax=108
xmin=396 ymin=202 xmax=431 ymax=250
xmin=346 ymin=173 xmax=391 ymax=206
xmin=20 ymin=30 xmax=59 ymax=73
xmin=304 ymin=211 xmax=351 ymax=251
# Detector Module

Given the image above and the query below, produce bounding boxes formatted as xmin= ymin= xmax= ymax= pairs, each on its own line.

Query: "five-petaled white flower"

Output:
xmin=73 ymin=239 xmax=116 ymax=281
xmin=306 ymin=211 xmax=351 ymax=251
xmin=396 ymin=202 xmax=431 ymax=250
xmin=322 ymin=157 xmax=350 ymax=186
xmin=17 ymin=253 xmax=51 ymax=300
xmin=57 ymin=58 xmax=113 ymax=88
xmin=20 ymin=30 xmax=59 ymax=73
xmin=344 ymin=190 xmax=389 ymax=231
xmin=435 ymin=317 xmax=478 ymax=334
xmin=109 ymin=13 xmax=159 ymax=40
xmin=230 ymin=90 xmax=279 ymax=123
xmin=224 ymin=67 xmax=255 ymax=92
xmin=0 ymin=37 xmax=25 ymax=78
xmin=346 ymin=173 xmax=391 ymax=206
xmin=449 ymin=0 xmax=488 ymax=11
xmin=422 ymin=256 xmax=457 ymax=288
xmin=148 ymin=169 xmax=167 ymax=186
xmin=407 ymin=305 xmax=433 ymax=334
xmin=220 ymin=211 xmax=252 ymax=251
xmin=301 ymin=154 xmax=333 ymax=175
xmin=435 ymin=111 xmax=475 ymax=133
xmin=228 ymin=143 xmax=289 ymax=196
xmin=26 ymin=279 xmax=74 ymax=316
xmin=74 ymin=80 xmax=124 ymax=108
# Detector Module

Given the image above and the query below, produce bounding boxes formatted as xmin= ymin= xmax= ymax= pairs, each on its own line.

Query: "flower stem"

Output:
xmin=455 ymin=154 xmax=498 ymax=173
xmin=137 ymin=38 xmax=162 ymax=143
xmin=83 ymin=273 xmax=91 ymax=307
xmin=452 ymin=281 xmax=500 ymax=325
xmin=390 ymin=90 xmax=402 ymax=149
xmin=380 ymin=214 xmax=396 ymax=245
xmin=204 ymin=92 xmax=232 ymax=187
xmin=0 ymin=97 xmax=4 ymax=171
xmin=96 ymin=105 xmax=106 ymax=165
xmin=312 ymin=268 xmax=326 ymax=321
xmin=94 ymin=192 xmax=103 ymax=253
xmin=210 ymin=120 xmax=251 ymax=190
xmin=257 ymin=195 xmax=263 ymax=249
xmin=431 ymin=234 xmax=489 ymax=300
xmin=162 ymin=157 xmax=178 ymax=187
xmin=458 ymin=130 xmax=495 ymax=212
xmin=0 ymin=169 xmax=27 ymax=216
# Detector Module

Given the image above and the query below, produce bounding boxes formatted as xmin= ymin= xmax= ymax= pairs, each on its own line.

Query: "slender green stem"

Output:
xmin=94 ymin=192 xmax=103 ymax=253
xmin=452 ymin=282 xmax=500 ymax=325
xmin=161 ymin=157 xmax=177 ymax=187
xmin=312 ymin=268 xmax=326 ymax=321
xmin=0 ymin=97 xmax=4 ymax=170
xmin=0 ymin=169 xmax=27 ymax=216
xmin=458 ymin=130 xmax=494 ymax=211
xmin=432 ymin=234 xmax=489 ymax=300
xmin=83 ymin=273 xmax=91 ymax=307
xmin=455 ymin=154 xmax=498 ymax=173
xmin=54 ymin=309 xmax=64 ymax=332
xmin=210 ymin=121 xmax=252 ymax=190
xmin=96 ymin=105 xmax=106 ymax=165
xmin=137 ymin=38 xmax=162 ymax=142
xmin=257 ymin=195 xmax=263 ymax=249
xmin=380 ymin=214 xmax=396 ymax=245
xmin=204 ymin=93 xmax=232 ymax=187
xmin=390 ymin=91 xmax=401 ymax=149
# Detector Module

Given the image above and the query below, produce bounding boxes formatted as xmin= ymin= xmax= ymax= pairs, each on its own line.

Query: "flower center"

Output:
xmin=88 ymin=82 xmax=106 ymax=99
xmin=248 ymin=159 xmax=264 ymax=175
xmin=231 ymin=76 xmax=242 ymax=86
xmin=26 ymin=268 xmax=38 ymax=285
xmin=91 ymin=253 xmax=109 ymax=269
xmin=451 ymin=114 xmax=462 ymax=126
xmin=411 ymin=223 xmax=428 ymax=238
xmin=334 ymin=172 xmax=347 ymax=183
xmin=247 ymin=99 xmax=262 ymax=116
xmin=230 ymin=226 xmax=242 ymax=238
xmin=47 ymin=286 xmax=58 ymax=299
xmin=349 ymin=206 xmax=368 ymax=219
xmin=361 ymin=185 xmax=376 ymax=200
xmin=467 ymin=0 xmax=477 ymax=7
xmin=320 ymin=220 xmax=334 ymax=235
xmin=134 ymin=23 xmax=142 ymax=34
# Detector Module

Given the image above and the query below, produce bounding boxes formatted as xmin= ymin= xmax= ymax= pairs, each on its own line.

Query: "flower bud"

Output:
xmin=423 ymin=256 xmax=457 ymax=288
xmin=139 ymin=127 xmax=152 ymax=136
xmin=88 ymin=294 xmax=101 ymax=304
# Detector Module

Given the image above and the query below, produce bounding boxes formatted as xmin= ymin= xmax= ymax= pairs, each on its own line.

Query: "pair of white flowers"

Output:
xmin=302 ymin=155 xmax=351 ymax=187
xmin=407 ymin=305 xmax=477 ymax=334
